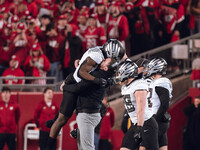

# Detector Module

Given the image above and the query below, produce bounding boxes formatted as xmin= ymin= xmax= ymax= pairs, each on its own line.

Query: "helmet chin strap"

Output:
xmin=101 ymin=48 xmax=108 ymax=59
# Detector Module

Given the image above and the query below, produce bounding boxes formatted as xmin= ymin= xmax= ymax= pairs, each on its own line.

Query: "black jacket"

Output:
xmin=183 ymin=104 xmax=200 ymax=149
xmin=64 ymin=68 xmax=112 ymax=112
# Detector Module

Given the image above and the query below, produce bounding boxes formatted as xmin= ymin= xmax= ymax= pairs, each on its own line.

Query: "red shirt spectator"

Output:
xmin=23 ymin=43 xmax=50 ymax=84
xmin=10 ymin=22 xmax=34 ymax=65
xmin=0 ymin=87 xmax=20 ymax=134
xmin=159 ymin=0 xmax=185 ymax=34
xmin=99 ymin=96 xmax=115 ymax=150
xmin=107 ymin=1 xmax=129 ymax=47
xmin=62 ymin=0 xmax=79 ymax=24
xmin=76 ymin=12 xmax=88 ymax=43
xmin=2 ymin=55 xmax=24 ymax=84
xmin=0 ymin=23 xmax=16 ymax=67
xmin=95 ymin=0 xmax=110 ymax=31
xmin=99 ymin=106 xmax=115 ymax=140
xmin=83 ymin=13 xmax=106 ymax=52
xmin=27 ymin=0 xmax=38 ymax=18
xmin=46 ymin=23 xmax=65 ymax=63
xmin=34 ymin=88 xmax=59 ymax=132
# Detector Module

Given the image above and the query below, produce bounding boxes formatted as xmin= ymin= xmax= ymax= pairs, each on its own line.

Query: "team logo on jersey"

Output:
xmin=106 ymin=112 xmax=110 ymax=116
xmin=0 ymin=107 xmax=3 ymax=110
xmin=51 ymin=106 xmax=55 ymax=110
xmin=9 ymin=106 xmax=14 ymax=110
xmin=43 ymin=106 xmax=46 ymax=109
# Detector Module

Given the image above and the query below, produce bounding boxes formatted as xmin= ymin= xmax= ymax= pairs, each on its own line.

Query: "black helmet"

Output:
xmin=144 ymin=58 xmax=167 ymax=78
xmin=102 ymin=39 xmax=125 ymax=61
xmin=114 ymin=61 xmax=138 ymax=83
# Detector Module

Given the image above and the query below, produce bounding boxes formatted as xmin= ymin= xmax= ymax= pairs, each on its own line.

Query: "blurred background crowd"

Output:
xmin=0 ymin=0 xmax=199 ymax=84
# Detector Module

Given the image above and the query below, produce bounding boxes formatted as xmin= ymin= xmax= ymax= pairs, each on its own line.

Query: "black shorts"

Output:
xmin=121 ymin=117 xmax=159 ymax=150
xmin=59 ymin=74 xmax=78 ymax=118
xmin=140 ymin=117 xmax=159 ymax=150
xmin=157 ymin=121 xmax=170 ymax=147
xmin=121 ymin=124 xmax=138 ymax=150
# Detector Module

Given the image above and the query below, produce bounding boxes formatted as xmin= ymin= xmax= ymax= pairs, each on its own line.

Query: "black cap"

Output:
xmin=1 ymin=87 xmax=11 ymax=92
xmin=195 ymin=95 xmax=200 ymax=99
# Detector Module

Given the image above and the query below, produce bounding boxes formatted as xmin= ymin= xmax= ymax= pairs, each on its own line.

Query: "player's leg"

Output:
xmin=120 ymin=124 xmax=139 ymax=150
xmin=46 ymin=90 xmax=78 ymax=150
xmin=158 ymin=121 xmax=170 ymax=150
xmin=140 ymin=117 xmax=159 ymax=150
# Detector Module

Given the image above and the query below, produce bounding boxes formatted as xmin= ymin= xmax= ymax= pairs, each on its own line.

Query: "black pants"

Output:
xmin=39 ymin=131 xmax=56 ymax=150
xmin=122 ymin=117 xmax=159 ymax=150
xmin=99 ymin=139 xmax=112 ymax=150
xmin=0 ymin=133 xmax=16 ymax=150
xmin=59 ymin=74 xmax=78 ymax=118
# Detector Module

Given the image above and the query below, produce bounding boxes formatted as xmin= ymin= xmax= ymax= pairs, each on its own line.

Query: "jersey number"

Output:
xmin=147 ymin=88 xmax=153 ymax=108
xmin=123 ymin=94 xmax=135 ymax=113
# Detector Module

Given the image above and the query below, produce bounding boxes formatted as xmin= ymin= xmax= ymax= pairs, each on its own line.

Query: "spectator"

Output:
xmin=23 ymin=43 xmax=50 ymax=84
xmin=95 ymin=0 xmax=110 ymax=31
xmin=45 ymin=22 xmax=65 ymax=82
xmin=62 ymin=0 xmax=79 ymax=25
xmin=183 ymin=95 xmax=200 ymax=150
xmin=10 ymin=22 xmax=34 ymax=65
xmin=99 ymin=96 xmax=115 ymax=150
xmin=125 ymin=0 xmax=158 ymax=55
xmin=10 ymin=15 xmax=19 ymax=33
xmin=186 ymin=0 xmax=200 ymax=34
xmin=26 ymin=17 xmax=39 ymax=42
xmin=39 ymin=14 xmax=52 ymax=32
xmin=0 ymin=7 xmax=10 ymax=21
xmin=0 ymin=87 xmax=20 ymax=150
xmin=107 ymin=1 xmax=129 ymax=48
xmin=2 ymin=55 xmax=24 ymax=84
xmin=38 ymin=14 xmax=52 ymax=53
xmin=26 ymin=0 xmax=39 ymax=18
xmin=158 ymin=0 xmax=185 ymax=44
xmin=76 ymin=12 xmax=88 ymax=44
xmin=83 ymin=13 xmax=106 ymax=52
xmin=56 ymin=15 xmax=68 ymax=37
xmin=61 ymin=27 xmax=82 ymax=78
xmin=34 ymin=87 xmax=59 ymax=150
xmin=13 ymin=0 xmax=28 ymax=18
xmin=0 ymin=23 xmax=16 ymax=75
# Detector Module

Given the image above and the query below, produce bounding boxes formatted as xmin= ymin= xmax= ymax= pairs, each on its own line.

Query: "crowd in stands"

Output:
xmin=0 ymin=0 xmax=199 ymax=83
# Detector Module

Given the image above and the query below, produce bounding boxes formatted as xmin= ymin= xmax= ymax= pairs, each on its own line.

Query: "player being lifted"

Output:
xmin=141 ymin=58 xmax=173 ymax=150
xmin=114 ymin=61 xmax=159 ymax=150
xmin=46 ymin=39 xmax=126 ymax=149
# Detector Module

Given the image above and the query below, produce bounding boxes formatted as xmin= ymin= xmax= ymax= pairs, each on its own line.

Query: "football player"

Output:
xmin=141 ymin=58 xmax=173 ymax=150
xmin=46 ymin=39 xmax=126 ymax=150
xmin=114 ymin=61 xmax=159 ymax=150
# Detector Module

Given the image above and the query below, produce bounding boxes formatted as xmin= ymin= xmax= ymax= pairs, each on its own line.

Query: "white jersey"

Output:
xmin=121 ymin=79 xmax=153 ymax=124
xmin=147 ymin=77 xmax=173 ymax=115
xmin=73 ymin=46 xmax=105 ymax=82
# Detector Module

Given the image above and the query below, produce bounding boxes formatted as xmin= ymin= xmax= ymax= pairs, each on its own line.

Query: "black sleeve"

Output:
xmin=63 ymin=80 xmax=93 ymax=93
xmin=183 ymin=104 xmax=195 ymax=117
xmin=63 ymin=70 xmax=101 ymax=93
xmin=154 ymin=86 xmax=170 ymax=120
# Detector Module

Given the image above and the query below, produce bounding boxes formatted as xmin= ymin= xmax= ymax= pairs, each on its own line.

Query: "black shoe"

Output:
xmin=45 ymin=120 xmax=54 ymax=128
xmin=70 ymin=128 xmax=77 ymax=139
